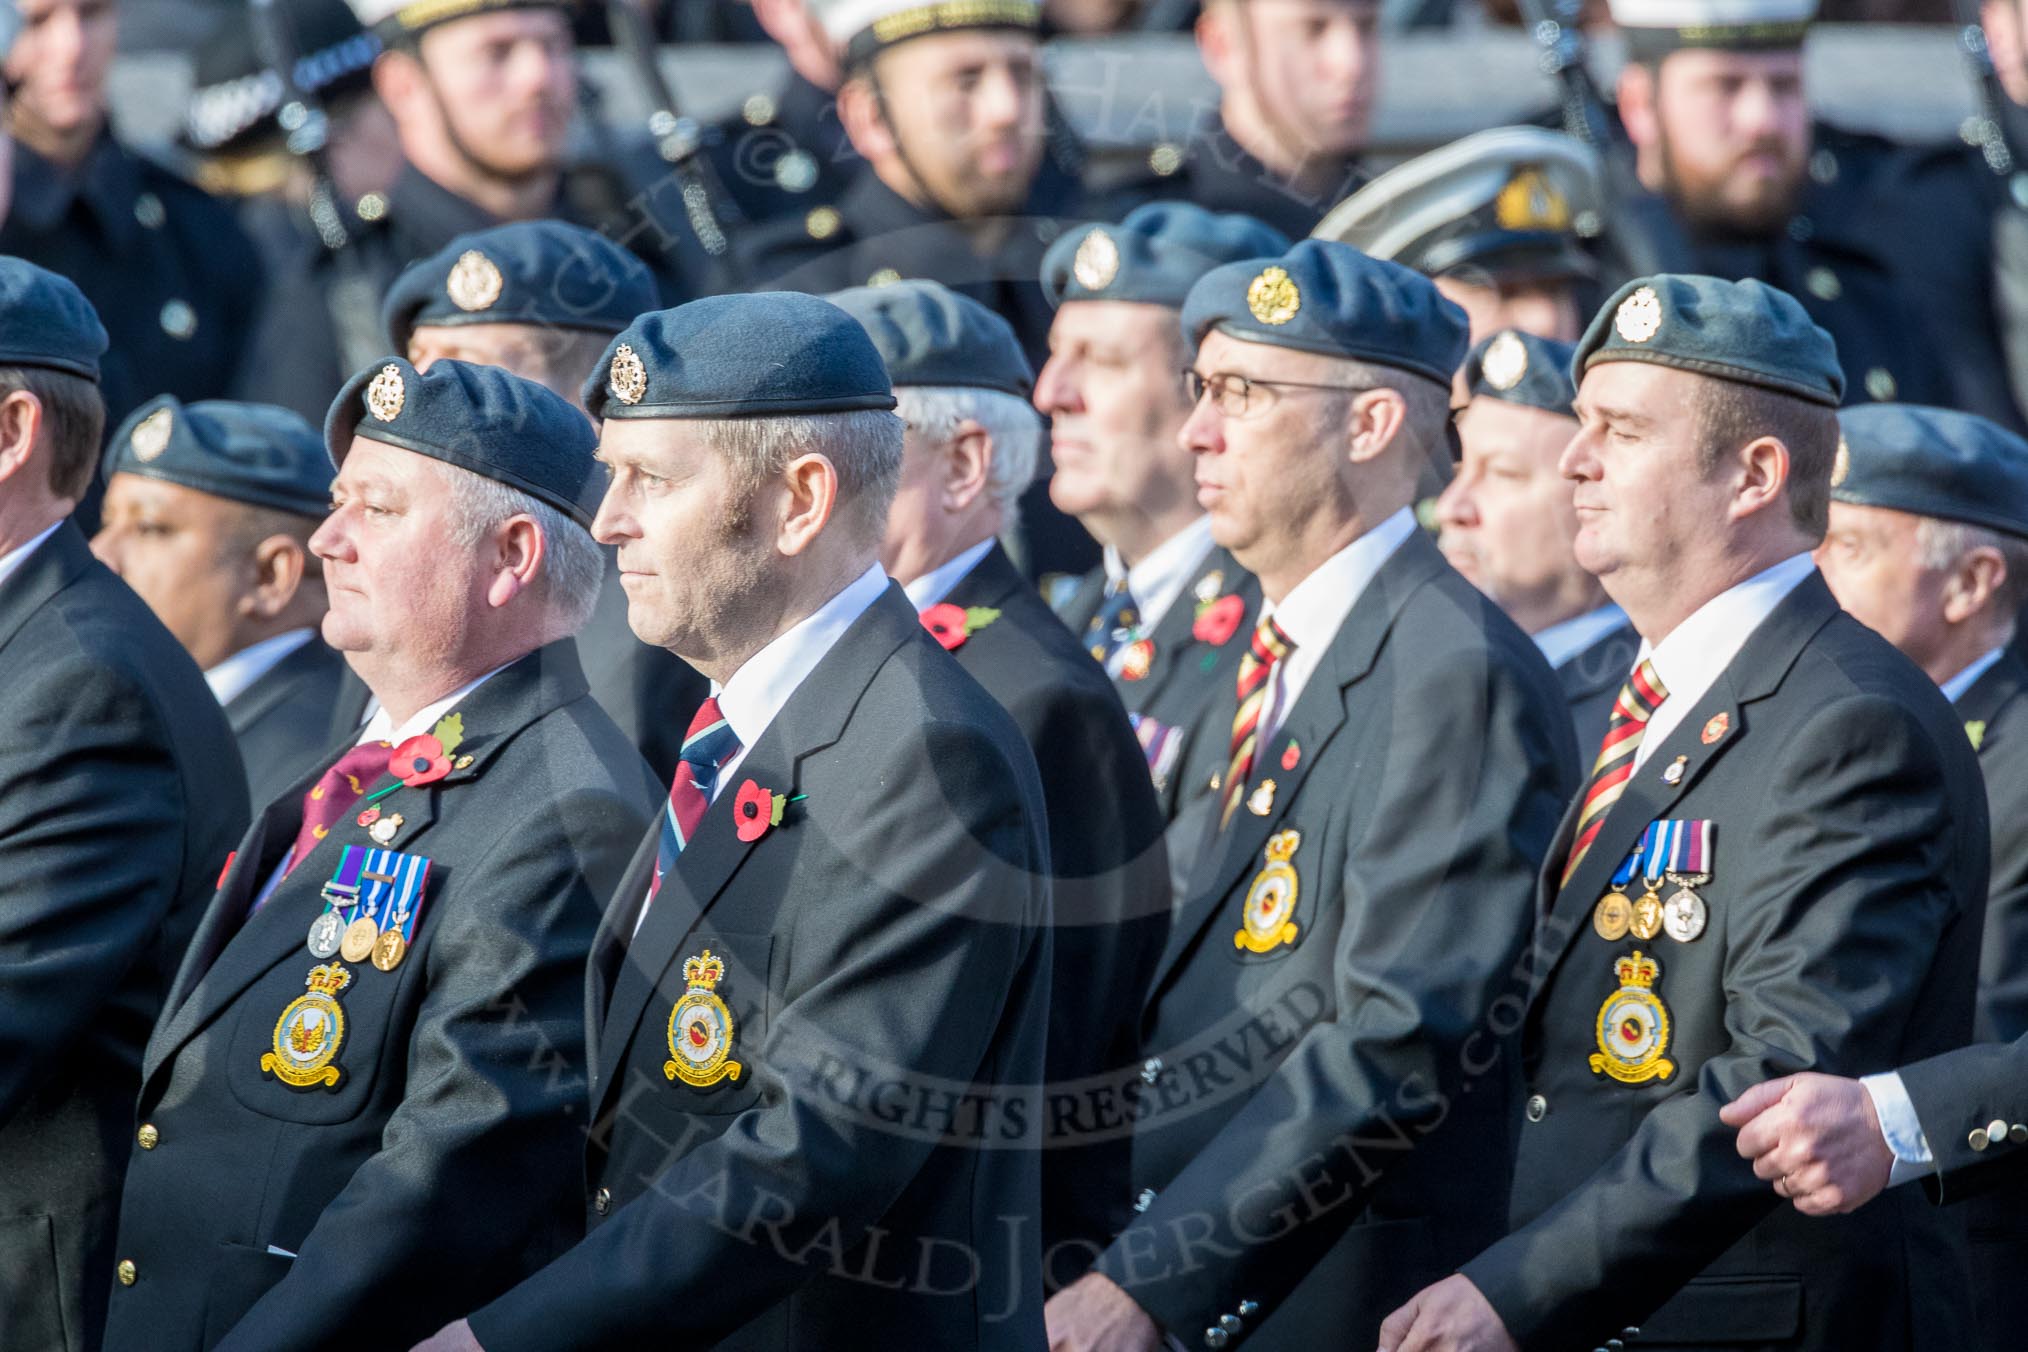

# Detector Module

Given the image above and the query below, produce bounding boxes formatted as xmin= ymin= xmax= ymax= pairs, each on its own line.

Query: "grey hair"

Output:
xmin=440 ymin=462 xmax=604 ymax=636
xmin=689 ymin=409 xmax=904 ymax=544
xmin=896 ymin=385 xmax=1044 ymax=522
xmin=1916 ymin=516 xmax=2028 ymax=616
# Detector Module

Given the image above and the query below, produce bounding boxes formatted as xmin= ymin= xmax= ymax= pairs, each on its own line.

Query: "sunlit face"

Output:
xmin=414 ymin=9 xmax=577 ymax=178
xmin=408 ymin=323 xmax=589 ymax=410
xmin=1645 ymin=48 xmax=1810 ymax=234
xmin=867 ymin=30 xmax=1045 ymax=217
xmin=1563 ymin=361 xmax=1729 ymax=584
xmin=7 ymin=0 xmax=118 ymax=143
xmin=92 ymin=473 xmax=252 ymax=668
xmin=1035 ymin=301 xmax=1197 ymax=534
xmin=1202 ymin=0 xmax=1379 ymax=159
xmin=1434 ymin=275 xmax=1585 ymax=346
xmin=1816 ymin=499 xmax=1952 ymax=663
xmin=1436 ymin=397 xmax=1595 ymax=630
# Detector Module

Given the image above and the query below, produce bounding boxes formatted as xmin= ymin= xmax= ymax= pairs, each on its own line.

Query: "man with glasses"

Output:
xmin=1042 ymin=240 xmax=1576 ymax=1352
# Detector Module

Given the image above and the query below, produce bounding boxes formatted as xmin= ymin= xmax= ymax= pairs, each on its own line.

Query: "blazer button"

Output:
xmin=1204 ymin=1330 xmax=1228 ymax=1350
xmin=1989 ymin=1118 xmax=2009 ymax=1144
xmin=593 ymin=1186 xmax=612 ymax=1215
xmin=1525 ymin=1094 xmax=1548 ymax=1122
xmin=1237 ymin=1300 xmax=1260 ymax=1318
xmin=1219 ymin=1314 xmax=1242 ymax=1334
xmin=1133 ymin=1188 xmax=1157 ymax=1213
xmin=1970 ymin=1126 xmax=1991 ymax=1152
xmin=2012 ymin=1124 xmax=2028 ymax=1145
xmin=117 ymin=1259 xmax=137 ymax=1286
xmin=1141 ymin=1057 xmax=1163 ymax=1085
xmin=136 ymin=1124 xmax=159 ymax=1150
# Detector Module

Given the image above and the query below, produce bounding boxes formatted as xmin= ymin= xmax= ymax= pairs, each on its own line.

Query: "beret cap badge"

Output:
xmin=1073 ymin=229 xmax=1120 ymax=291
xmin=609 ymin=343 xmax=648 ymax=406
xmin=446 ymin=250 xmax=505 ymax=313
xmin=1614 ymin=285 xmax=1663 ymax=344
xmin=366 ymin=364 xmax=406 ymax=422
xmin=1481 ymin=330 xmax=1529 ymax=391
xmin=130 ymin=407 xmax=173 ymax=461
xmin=1831 ymin=434 xmax=1851 ymax=488
xmin=1246 ymin=266 xmax=1301 ymax=326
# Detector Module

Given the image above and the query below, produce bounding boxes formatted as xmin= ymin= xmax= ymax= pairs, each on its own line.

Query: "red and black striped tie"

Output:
xmin=1220 ymin=614 xmax=1296 ymax=826
xmin=1560 ymin=658 xmax=1669 ymax=888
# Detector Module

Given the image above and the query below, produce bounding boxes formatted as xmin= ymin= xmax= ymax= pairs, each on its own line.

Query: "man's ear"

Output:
xmin=1345 ymin=387 xmax=1408 ymax=465
xmin=836 ymin=74 xmax=895 ymax=163
xmin=940 ymin=421 xmax=994 ymax=514
xmin=1942 ymin=544 xmax=2009 ymax=626
xmin=777 ymin=453 xmax=841 ymax=556
xmin=1727 ymin=434 xmax=1791 ymax=525
xmin=0 ymin=390 xmax=46 ymax=490
xmin=1618 ymin=59 xmax=1660 ymax=152
xmin=239 ymin=534 xmax=309 ymax=620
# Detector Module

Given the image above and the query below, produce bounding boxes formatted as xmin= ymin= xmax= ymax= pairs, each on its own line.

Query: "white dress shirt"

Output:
xmin=900 ymin=538 xmax=995 ymax=611
xmin=1099 ymin=514 xmax=1218 ymax=672
xmin=205 ymin=628 xmax=319 ymax=707
xmin=0 ymin=520 xmax=63 ymax=592
xmin=1255 ymin=507 xmax=1417 ymax=745
xmin=1631 ymin=552 xmax=1817 ymax=769
xmin=1534 ymin=603 xmax=1630 ymax=672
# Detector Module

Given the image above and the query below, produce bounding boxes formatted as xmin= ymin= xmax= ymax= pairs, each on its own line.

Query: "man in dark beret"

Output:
xmin=1436 ymin=329 xmax=1638 ymax=746
xmin=418 ymin=291 xmax=1053 ymax=1350
xmin=1046 ymin=240 xmax=1575 ymax=1352
xmin=1720 ymin=403 xmax=2028 ymax=1352
xmin=92 ymin=397 xmax=350 ymax=809
xmin=101 ymin=357 xmax=659 ymax=1352
xmin=1383 ymin=276 xmax=1987 ymax=1352
xmin=0 ymin=260 xmax=249 ymax=1352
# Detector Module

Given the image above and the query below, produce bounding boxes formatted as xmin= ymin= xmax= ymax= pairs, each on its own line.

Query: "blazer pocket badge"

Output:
xmin=1235 ymin=829 xmax=1302 ymax=954
xmin=1589 ymin=950 xmax=1675 ymax=1085
xmin=262 ymin=963 xmax=353 ymax=1090
xmin=666 ymin=950 xmax=745 ymax=1088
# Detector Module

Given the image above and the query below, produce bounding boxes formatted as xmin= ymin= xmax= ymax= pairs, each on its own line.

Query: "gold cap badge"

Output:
xmin=1830 ymin=434 xmax=1851 ymax=488
xmin=805 ymin=206 xmax=841 ymax=240
xmin=1614 ymin=286 xmax=1663 ymax=344
xmin=366 ymin=364 xmax=406 ymax=422
xmin=609 ymin=343 xmax=647 ymax=406
xmin=1481 ymin=330 xmax=1529 ymax=392
xmin=1073 ymin=229 xmax=1120 ymax=291
xmin=1247 ymin=266 xmax=1301 ymax=325
xmin=130 ymin=407 xmax=173 ymax=461
xmin=446 ymin=249 xmax=504 ymax=312
xmin=1495 ymin=167 xmax=1570 ymax=232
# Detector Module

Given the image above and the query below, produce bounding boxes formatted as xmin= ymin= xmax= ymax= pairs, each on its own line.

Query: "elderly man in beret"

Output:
xmin=1382 ymin=277 xmax=1988 ymax=1352
xmin=418 ymin=291 xmax=1053 ymax=1351
xmin=830 ymin=277 xmax=1168 ymax=1286
xmin=101 ymin=357 xmax=659 ymax=1352
xmin=1716 ymin=404 xmax=2028 ymax=1352
xmin=0 ymin=261 xmax=248 ymax=1352
xmin=1038 ymin=203 xmax=1284 ymax=828
xmin=381 ymin=218 xmax=706 ymax=782
xmin=1436 ymin=329 xmax=1637 ymax=746
xmin=1046 ymin=240 xmax=1576 ymax=1352
xmin=91 ymin=396 xmax=350 ymax=807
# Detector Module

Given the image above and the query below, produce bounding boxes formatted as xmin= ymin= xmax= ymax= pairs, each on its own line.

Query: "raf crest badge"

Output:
xmin=609 ymin=343 xmax=648 ymax=406
xmin=1480 ymin=331 xmax=1529 ymax=392
xmin=366 ymin=364 xmax=406 ymax=422
xmin=446 ymin=249 xmax=505 ymax=312
xmin=1589 ymin=950 xmax=1675 ymax=1085
xmin=130 ymin=407 xmax=173 ymax=461
xmin=1236 ymin=829 xmax=1302 ymax=954
xmin=262 ymin=963 xmax=352 ymax=1090
xmin=666 ymin=949 xmax=744 ymax=1088
xmin=1073 ymin=229 xmax=1120 ymax=291
xmin=1614 ymin=286 xmax=1663 ymax=344
xmin=1247 ymin=266 xmax=1301 ymax=326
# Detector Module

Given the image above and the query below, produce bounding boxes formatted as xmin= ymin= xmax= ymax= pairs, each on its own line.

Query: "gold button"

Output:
xmin=117 ymin=1259 xmax=137 ymax=1286
xmin=867 ymin=268 xmax=902 ymax=287
xmin=1971 ymin=1126 xmax=1991 ymax=1152
xmin=136 ymin=1124 xmax=159 ymax=1150
xmin=2011 ymin=1123 xmax=2027 ymax=1145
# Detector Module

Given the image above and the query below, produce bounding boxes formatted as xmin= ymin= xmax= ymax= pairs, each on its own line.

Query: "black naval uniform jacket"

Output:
xmin=1554 ymin=616 xmax=1642 ymax=752
xmin=0 ymin=522 xmax=249 ymax=1352
xmin=468 ymin=586 xmax=1055 ymax=1351
xmin=1095 ymin=531 xmax=1578 ymax=1349
xmin=937 ymin=543 xmax=1170 ymax=1277
xmin=1153 ymin=113 xmax=1367 ymax=241
xmin=1462 ymin=574 xmax=1988 ymax=1352
xmin=222 ymin=634 xmax=354 ymax=810
xmin=1055 ymin=546 xmax=1262 ymax=826
xmin=102 ymin=643 xmax=659 ymax=1352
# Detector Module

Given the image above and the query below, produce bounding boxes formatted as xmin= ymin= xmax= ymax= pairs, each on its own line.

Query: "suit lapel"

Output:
xmin=0 ymin=521 xmax=92 ymax=655
xmin=1130 ymin=548 xmax=1246 ymax=708
xmin=940 ymin=542 xmax=1027 ymax=616
xmin=1956 ymin=649 xmax=2028 ymax=751
xmin=223 ymin=637 xmax=331 ymax=736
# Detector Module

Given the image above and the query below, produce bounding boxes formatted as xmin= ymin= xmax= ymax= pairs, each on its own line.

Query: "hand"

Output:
xmin=410 ymin=1319 xmax=485 ymax=1352
xmin=1377 ymin=1274 xmax=1518 ymax=1352
xmin=1719 ymin=1072 xmax=1894 ymax=1216
xmin=1045 ymin=1272 xmax=1163 ymax=1352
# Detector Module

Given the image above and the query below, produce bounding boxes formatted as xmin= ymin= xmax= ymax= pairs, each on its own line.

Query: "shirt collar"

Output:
xmin=1261 ymin=507 xmax=1416 ymax=652
xmin=901 ymin=538 xmax=996 ymax=611
xmin=0 ymin=520 xmax=65 ymax=594
xmin=1638 ymin=552 xmax=1818 ymax=704
xmin=716 ymin=563 xmax=888 ymax=752
xmin=359 ymin=661 xmax=512 ymax=747
xmin=1534 ymin=603 xmax=1630 ymax=671
xmin=1941 ymin=645 xmax=2008 ymax=705
xmin=1103 ymin=515 xmax=1218 ymax=631
xmin=205 ymin=628 xmax=318 ymax=706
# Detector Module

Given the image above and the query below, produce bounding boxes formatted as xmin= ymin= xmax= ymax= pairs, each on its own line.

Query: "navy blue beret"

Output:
xmin=381 ymin=220 xmax=660 ymax=355
xmin=1179 ymin=239 xmax=1470 ymax=386
xmin=0 ymin=256 xmax=108 ymax=381
xmin=1574 ymin=274 xmax=1844 ymax=407
xmin=325 ymin=356 xmax=602 ymax=528
xmin=583 ymin=293 xmax=897 ymax=422
xmin=1464 ymin=329 xmax=1578 ymax=419
xmin=826 ymin=279 xmax=1032 ymax=397
xmin=107 ymin=396 xmax=330 ymax=518
xmin=1042 ymin=202 xmax=1290 ymax=309
xmin=1834 ymin=403 xmax=2028 ymax=539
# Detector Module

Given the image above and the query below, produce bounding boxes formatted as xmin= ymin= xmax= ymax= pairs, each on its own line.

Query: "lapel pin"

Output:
xmin=1281 ymin=741 xmax=1300 ymax=771
xmin=1247 ymin=778 xmax=1276 ymax=815
xmin=1662 ymin=755 xmax=1687 ymax=786
xmin=1966 ymin=720 xmax=1987 ymax=751
xmin=1701 ymin=712 xmax=1730 ymax=745
xmin=369 ymin=812 xmax=403 ymax=846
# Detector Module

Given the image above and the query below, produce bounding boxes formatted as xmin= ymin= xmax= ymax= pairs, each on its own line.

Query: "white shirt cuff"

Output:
xmin=1862 ymin=1071 xmax=1937 ymax=1185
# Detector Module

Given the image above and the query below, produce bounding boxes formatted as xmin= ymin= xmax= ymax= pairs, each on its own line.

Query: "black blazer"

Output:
xmin=223 ymin=634 xmax=352 ymax=809
xmin=1958 ymin=649 xmax=2028 ymax=1043
xmin=0 ymin=521 xmax=249 ymax=1352
xmin=1093 ymin=531 xmax=1578 ymax=1350
xmin=468 ymin=585 xmax=1056 ymax=1351
xmin=1554 ymin=616 xmax=1641 ymax=753
xmin=1463 ymin=574 xmax=1989 ymax=1352
xmin=576 ymin=556 xmax=711 ymax=783
xmin=939 ymin=543 xmax=1170 ymax=1280
xmin=102 ymin=643 xmax=658 ymax=1352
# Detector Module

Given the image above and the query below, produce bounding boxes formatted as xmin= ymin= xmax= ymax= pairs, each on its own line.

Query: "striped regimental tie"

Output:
xmin=1219 ymin=613 xmax=1296 ymax=827
xmin=1560 ymin=658 xmax=1669 ymax=888
xmin=1083 ymin=577 xmax=1140 ymax=666
xmin=646 ymin=696 xmax=742 ymax=906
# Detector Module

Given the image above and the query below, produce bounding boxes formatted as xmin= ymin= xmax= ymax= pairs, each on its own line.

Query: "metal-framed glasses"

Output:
xmin=1183 ymin=369 xmax=1373 ymax=418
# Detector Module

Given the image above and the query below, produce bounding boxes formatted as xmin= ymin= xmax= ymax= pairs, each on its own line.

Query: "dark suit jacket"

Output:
xmin=0 ymin=522 xmax=249 ymax=1352
xmin=1555 ymin=617 xmax=1641 ymax=753
xmin=469 ymin=585 xmax=1055 ymax=1351
xmin=939 ymin=543 xmax=1170 ymax=1280
xmin=102 ymin=643 xmax=658 ymax=1352
xmin=576 ymin=558 xmax=711 ymax=783
xmin=1959 ymin=650 xmax=2028 ymax=1044
xmin=1463 ymin=574 xmax=1988 ymax=1352
xmin=223 ymin=635 xmax=352 ymax=810
xmin=1093 ymin=531 xmax=1578 ymax=1350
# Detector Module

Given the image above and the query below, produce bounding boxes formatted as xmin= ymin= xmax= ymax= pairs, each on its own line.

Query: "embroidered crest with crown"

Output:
xmin=610 ymin=343 xmax=648 ymax=406
xmin=1589 ymin=950 xmax=1675 ymax=1085
xmin=665 ymin=949 xmax=744 ymax=1087
xmin=1235 ymin=829 xmax=1302 ymax=954
xmin=262 ymin=964 xmax=353 ymax=1089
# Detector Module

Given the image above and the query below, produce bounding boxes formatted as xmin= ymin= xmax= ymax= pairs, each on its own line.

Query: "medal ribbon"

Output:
xmin=319 ymin=847 xmax=368 ymax=917
xmin=359 ymin=847 xmax=432 ymax=944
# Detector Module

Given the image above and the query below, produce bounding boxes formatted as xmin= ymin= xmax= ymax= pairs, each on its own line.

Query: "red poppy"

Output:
xmin=391 ymin=733 xmax=452 ymax=787
xmin=1120 ymin=638 xmax=1155 ymax=681
xmin=1193 ymin=594 xmax=1245 ymax=646
xmin=920 ymin=603 xmax=969 ymax=651
xmin=734 ymin=779 xmax=784 ymax=843
xmin=357 ymin=807 xmax=381 ymax=828
xmin=1281 ymin=743 xmax=1300 ymax=771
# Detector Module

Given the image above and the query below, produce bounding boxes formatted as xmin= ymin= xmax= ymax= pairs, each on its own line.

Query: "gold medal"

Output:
xmin=1235 ymin=830 xmax=1302 ymax=953
xmin=1629 ymin=890 xmax=1663 ymax=941
xmin=371 ymin=929 xmax=407 ymax=972
xmin=340 ymin=915 xmax=379 ymax=964
xmin=1589 ymin=950 xmax=1675 ymax=1084
xmin=1592 ymin=891 xmax=1631 ymax=941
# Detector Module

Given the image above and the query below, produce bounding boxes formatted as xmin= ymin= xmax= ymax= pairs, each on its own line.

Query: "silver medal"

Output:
xmin=1662 ymin=887 xmax=1708 ymax=943
xmin=307 ymin=909 xmax=344 ymax=959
